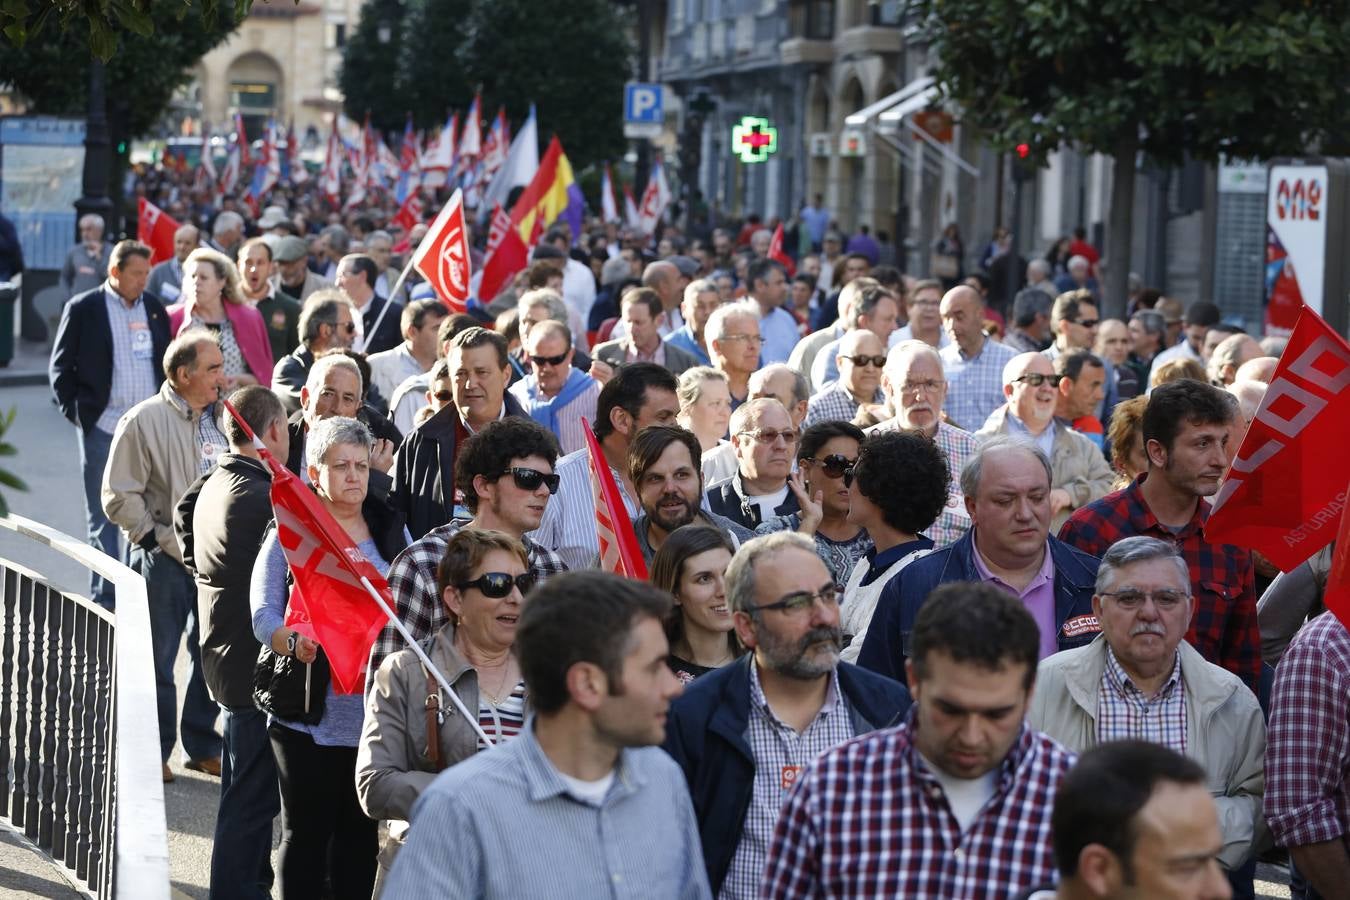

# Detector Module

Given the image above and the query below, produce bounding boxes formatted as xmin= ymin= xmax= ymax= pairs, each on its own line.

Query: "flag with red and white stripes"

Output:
xmin=581 ymin=419 xmax=647 ymax=580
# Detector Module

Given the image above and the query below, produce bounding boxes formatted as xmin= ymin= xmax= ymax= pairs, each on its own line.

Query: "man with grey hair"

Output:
xmin=1025 ymin=257 xmax=1055 ymax=298
xmin=662 ymin=531 xmax=911 ymax=898
xmin=272 ymin=288 xmax=357 ymax=412
xmin=1053 ymin=254 xmax=1100 ymax=300
xmin=147 ymin=222 xmax=201 ymax=302
xmin=856 ymin=436 xmax=1101 ymax=681
xmin=749 ymin=363 xmax=810 ymax=431
xmin=707 ymin=398 xmax=800 ymax=529
xmin=665 ymin=276 xmax=723 ymax=365
xmin=1005 ymin=287 xmax=1053 ymax=354
xmin=517 ymin=287 xmax=592 ymax=376
xmin=706 ymin=300 xmax=762 ymax=409
xmin=870 ymin=340 xmax=979 ymax=547
xmin=1207 ymin=333 xmax=1264 ymax=387
xmin=61 ymin=212 xmax=113 ymax=299
xmin=1028 ymin=535 xmax=1266 ymax=879
xmin=103 ymin=328 xmax=228 ymax=782
xmin=210 ymin=210 xmax=245 ymax=259
xmin=286 ymin=353 xmax=395 ymax=480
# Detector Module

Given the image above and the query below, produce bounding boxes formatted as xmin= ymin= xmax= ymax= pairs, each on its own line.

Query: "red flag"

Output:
xmin=138 ymin=198 xmax=180 ymax=266
xmin=221 ymin=400 xmax=392 ymax=695
xmin=393 ymin=190 xmax=423 ymax=233
xmin=581 ymin=419 xmax=648 ymax=580
xmin=410 ymin=188 xmax=471 ymax=311
xmin=483 ymin=203 xmax=510 ymax=258
xmin=1322 ymin=475 xmax=1350 ymax=627
xmin=478 ymin=212 xmax=530 ymax=303
xmin=1206 ymin=305 xmax=1350 ymax=571
xmin=767 ymin=222 xmax=796 ymax=276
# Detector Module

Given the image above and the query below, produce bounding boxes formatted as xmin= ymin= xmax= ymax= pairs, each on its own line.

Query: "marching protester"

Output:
xmin=169 ymin=247 xmax=273 ymax=389
xmin=706 ymin=399 xmax=800 ymax=530
xmin=650 ymin=525 xmax=741 ymax=683
xmin=508 ymin=319 xmax=601 ymax=454
xmin=676 ymin=366 xmax=737 ymax=485
xmin=250 ymin=416 xmax=407 ymax=900
xmin=272 ymin=289 xmax=358 ymax=412
xmin=238 ymin=237 xmax=302 ymax=361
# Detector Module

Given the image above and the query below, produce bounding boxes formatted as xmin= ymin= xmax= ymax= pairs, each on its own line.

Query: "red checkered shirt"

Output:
xmin=1057 ymin=474 xmax=1260 ymax=692
xmin=1265 ymin=611 xmax=1350 ymax=849
xmin=759 ymin=712 xmax=1075 ymax=899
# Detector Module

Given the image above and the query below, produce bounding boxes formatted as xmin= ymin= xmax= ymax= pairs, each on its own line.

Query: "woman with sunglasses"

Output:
xmin=356 ymin=527 xmax=533 ymax=892
xmin=251 ymin=416 xmax=409 ymax=900
xmin=755 ymin=421 xmax=874 ymax=585
xmin=677 ymin=366 xmax=738 ymax=485
xmin=168 ymin=247 xmax=273 ymax=389
xmin=650 ymin=525 xmax=741 ymax=684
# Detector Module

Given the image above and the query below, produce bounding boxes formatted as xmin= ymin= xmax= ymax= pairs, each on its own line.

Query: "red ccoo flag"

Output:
xmin=1322 ymin=475 xmax=1350 ymax=628
xmin=581 ymin=418 xmax=647 ymax=580
xmin=477 ymin=204 xmax=530 ymax=304
xmin=138 ymin=198 xmax=180 ymax=266
xmin=410 ymin=188 xmax=471 ymax=311
xmin=767 ymin=222 xmax=796 ymax=277
xmin=1206 ymin=305 xmax=1350 ymax=572
xmin=221 ymin=400 xmax=393 ymax=695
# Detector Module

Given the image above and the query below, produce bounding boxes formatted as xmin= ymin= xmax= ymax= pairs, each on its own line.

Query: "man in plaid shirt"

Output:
xmin=1058 ymin=380 xmax=1261 ymax=693
xmin=802 ymin=329 xmax=887 ymax=428
xmin=368 ymin=418 xmax=567 ymax=685
xmin=761 ymin=582 xmax=1075 ymax=899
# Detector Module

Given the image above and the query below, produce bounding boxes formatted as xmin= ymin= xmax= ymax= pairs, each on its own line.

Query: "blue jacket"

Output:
xmin=662 ymin=655 xmax=911 ymax=894
xmin=855 ymin=530 xmax=1101 ymax=682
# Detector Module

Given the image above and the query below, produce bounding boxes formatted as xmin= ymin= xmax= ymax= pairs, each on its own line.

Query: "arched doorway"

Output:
xmin=226 ymin=51 xmax=284 ymax=137
xmin=835 ymin=77 xmax=865 ymax=232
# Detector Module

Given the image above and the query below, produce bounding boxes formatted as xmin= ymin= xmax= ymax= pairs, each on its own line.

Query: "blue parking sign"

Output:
xmin=624 ymin=83 xmax=663 ymax=125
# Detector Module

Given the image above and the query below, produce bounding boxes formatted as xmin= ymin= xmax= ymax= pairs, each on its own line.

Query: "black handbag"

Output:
xmin=252 ymin=644 xmax=330 ymax=725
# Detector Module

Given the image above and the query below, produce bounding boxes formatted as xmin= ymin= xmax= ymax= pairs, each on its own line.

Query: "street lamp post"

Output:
xmin=74 ymin=59 xmax=115 ymax=240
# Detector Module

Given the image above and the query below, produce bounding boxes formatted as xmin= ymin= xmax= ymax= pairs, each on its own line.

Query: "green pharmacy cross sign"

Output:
xmin=732 ymin=116 xmax=778 ymax=163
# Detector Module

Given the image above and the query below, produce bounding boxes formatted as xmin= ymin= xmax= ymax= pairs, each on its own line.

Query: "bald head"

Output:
xmin=1234 ymin=355 xmax=1278 ymax=385
xmin=173 ymin=224 xmax=200 ymax=263
xmin=1003 ymin=351 xmax=1055 ymax=387
xmin=839 ymin=328 xmax=884 ymax=358
xmin=1208 ymin=334 xmax=1265 ymax=386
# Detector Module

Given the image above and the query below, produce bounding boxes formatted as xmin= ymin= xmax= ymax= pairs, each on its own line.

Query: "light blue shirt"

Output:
xmin=382 ymin=719 xmax=712 ymax=900
xmin=940 ymin=336 xmax=1018 ymax=433
xmin=98 ymin=283 xmax=159 ymax=434
xmin=1005 ymin=411 xmax=1057 ymax=460
xmin=665 ymin=324 xmax=710 ymax=366
xmin=758 ymin=305 xmax=800 ymax=366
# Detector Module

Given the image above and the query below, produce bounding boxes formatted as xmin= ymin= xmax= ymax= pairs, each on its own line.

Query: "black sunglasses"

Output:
xmin=1014 ymin=373 xmax=1055 ymax=387
xmin=432 ymin=390 xmax=454 ymax=403
xmin=531 ymin=351 xmax=570 ymax=367
xmin=804 ymin=454 xmax=856 ymax=480
xmin=843 ymin=354 xmax=887 ymax=368
xmin=339 ymin=321 xmax=357 ymax=334
xmin=500 ymin=466 xmax=560 ymax=494
xmin=455 ymin=571 xmax=535 ymax=599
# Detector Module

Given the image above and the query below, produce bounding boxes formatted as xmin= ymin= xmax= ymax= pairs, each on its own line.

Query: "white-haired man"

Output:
xmin=147 ymin=223 xmax=201 ymax=302
xmin=707 ymin=301 xmax=762 ymax=410
xmin=61 ymin=213 xmax=113 ymax=300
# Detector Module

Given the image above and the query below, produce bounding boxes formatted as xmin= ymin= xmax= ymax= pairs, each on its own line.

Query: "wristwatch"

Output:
xmin=285 ymin=632 xmax=299 ymax=658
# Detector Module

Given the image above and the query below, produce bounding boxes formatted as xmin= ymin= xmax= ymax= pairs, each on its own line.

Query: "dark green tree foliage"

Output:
xmin=1 ymin=0 xmax=246 ymax=61
xmin=339 ymin=0 xmax=412 ymax=135
xmin=462 ymin=0 xmax=632 ymax=170
xmin=393 ymin=0 xmax=472 ymax=131
xmin=917 ymin=0 xmax=1350 ymax=316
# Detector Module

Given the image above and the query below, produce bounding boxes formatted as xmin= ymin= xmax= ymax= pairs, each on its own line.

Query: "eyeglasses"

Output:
xmin=803 ymin=454 xmax=855 ymax=479
xmin=499 ymin=466 xmax=561 ymax=494
xmin=901 ymin=379 xmax=945 ymax=394
xmin=432 ymin=390 xmax=454 ymax=403
xmin=1098 ymin=589 xmax=1190 ymax=611
xmin=721 ymin=333 xmax=763 ymax=344
xmin=843 ymin=354 xmax=887 ymax=369
xmin=1014 ymin=373 xmax=1055 ymax=387
xmin=1074 ymin=319 xmax=1100 ymax=329
xmin=530 ymin=351 xmax=570 ymax=367
xmin=739 ymin=428 xmax=798 ymax=445
xmin=748 ymin=583 xmax=842 ymax=615
xmin=455 ymin=571 xmax=536 ymax=599
xmin=911 ymin=298 xmax=940 ymax=308
xmin=338 ymin=321 xmax=357 ymax=334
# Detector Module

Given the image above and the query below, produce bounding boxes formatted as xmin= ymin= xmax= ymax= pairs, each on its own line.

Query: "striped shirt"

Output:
xmin=381 ymin=719 xmax=713 ymax=900
xmin=98 ymin=284 xmax=160 ymax=433
xmin=529 ymin=447 xmax=639 ymax=570
xmin=1097 ymin=647 xmax=1187 ymax=752
xmin=867 ymin=419 xmax=977 ymax=547
xmin=478 ymin=681 xmax=527 ymax=750
xmin=940 ymin=336 xmax=1018 ymax=432
xmin=721 ymin=665 xmax=853 ymax=900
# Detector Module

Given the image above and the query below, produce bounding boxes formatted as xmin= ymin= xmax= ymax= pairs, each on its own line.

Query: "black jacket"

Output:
xmin=393 ymin=392 xmax=529 ymax=540
xmin=705 ymin=475 xmax=800 ymax=530
xmin=174 ymin=454 xmax=274 ymax=707
xmin=362 ymin=295 xmax=404 ymax=356
xmin=284 ymin=409 xmax=398 ymax=497
xmin=49 ymin=285 xmax=171 ymax=434
xmin=662 ymin=656 xmax=912 ymax=893
xmin=272 ymin=346 xmax=315 ymax=414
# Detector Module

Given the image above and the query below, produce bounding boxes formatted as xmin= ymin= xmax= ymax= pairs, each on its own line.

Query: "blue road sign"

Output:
xmin=624 ymin=83 xmax=664 ymax=125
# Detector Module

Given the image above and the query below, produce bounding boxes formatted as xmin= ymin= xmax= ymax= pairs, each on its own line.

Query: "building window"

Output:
xmin=333 ymin=22 xmax=347 ymax=47
xmin=870 ymin=0 xmax=902 ymax=25
xmin=789 ymin=0 xmax=834 ymax=39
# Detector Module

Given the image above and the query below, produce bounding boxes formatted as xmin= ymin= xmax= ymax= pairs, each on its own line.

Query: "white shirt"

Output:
xmin=1148 ymin=339 xmax=1202 ymax=385
xmin=745 ymin=483 xmax=789 ymax=523
xmin=889 ymin=324 xmax=952 ymax=350
xmin=367 ymin=343 xmax=427 ymax=407
xmin=389 ymin=373 xmax=431 ymax=435
xmin=920 ymin=751 xmax=997 ymax=834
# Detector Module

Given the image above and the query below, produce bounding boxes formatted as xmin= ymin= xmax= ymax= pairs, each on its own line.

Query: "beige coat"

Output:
xmin=976 ymin=406 xmax=1116 ymax=530
xmin=1027 ymin=636 xmax=1266 ymax=870
xmin=102 ymin=382 xmax=214 ymax=563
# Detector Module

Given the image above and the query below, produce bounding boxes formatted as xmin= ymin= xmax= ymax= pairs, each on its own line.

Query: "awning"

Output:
xmin=843 ymin=75 xmax=935 ymax=128
xmin=878 ymin=83 xmax=940 ymax=126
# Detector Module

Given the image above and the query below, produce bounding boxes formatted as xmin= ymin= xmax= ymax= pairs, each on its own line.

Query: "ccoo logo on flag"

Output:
xmin=439 ymin=221 xmax=468 ymax=298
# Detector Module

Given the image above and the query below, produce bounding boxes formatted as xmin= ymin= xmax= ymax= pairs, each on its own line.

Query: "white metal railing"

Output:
xmin=0 ymin=514 xmax=169 ymax=899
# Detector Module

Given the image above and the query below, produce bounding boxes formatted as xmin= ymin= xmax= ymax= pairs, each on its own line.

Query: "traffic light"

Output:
xmin=1012 ymin=142 xmax=1036 ymax=183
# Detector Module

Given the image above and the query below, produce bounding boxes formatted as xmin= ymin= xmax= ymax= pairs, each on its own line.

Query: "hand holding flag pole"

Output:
xmin=221 ymin=398 xmax=493 ymax=746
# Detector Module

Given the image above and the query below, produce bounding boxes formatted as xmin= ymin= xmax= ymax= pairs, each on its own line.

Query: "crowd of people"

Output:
xmin=43 ymin=176 xmax=1345 ymax=900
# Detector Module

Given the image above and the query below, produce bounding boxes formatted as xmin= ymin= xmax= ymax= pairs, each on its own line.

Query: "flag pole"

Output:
xmin=360 ymin=256 xmax=416 ymax=353
xmin=359 ymin=576 xmax=494 ymax=747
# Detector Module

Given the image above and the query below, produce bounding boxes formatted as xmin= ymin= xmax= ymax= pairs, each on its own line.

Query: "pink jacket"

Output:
xmin=167 ymin=300 xmax=274 ymax=388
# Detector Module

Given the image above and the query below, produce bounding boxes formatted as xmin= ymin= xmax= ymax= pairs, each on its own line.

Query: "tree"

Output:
xmin=1 ymin=0 xmax=247 ymax=61
xmin=461 ymin=0 xmax=631 ymax=170
xmin=917 ymin=0 xmax=1350 ymax=318
xmin=394 ymin=0 xmax=473 ymax=132
xmin=0 ymin=0 xmax=239 ymax=224
xmin=339 ymin=0 xmax=412 ymax=135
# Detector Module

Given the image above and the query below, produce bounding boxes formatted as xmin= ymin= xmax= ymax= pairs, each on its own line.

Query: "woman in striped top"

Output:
xmin=356 ymin=528 xmax=533 ymax=893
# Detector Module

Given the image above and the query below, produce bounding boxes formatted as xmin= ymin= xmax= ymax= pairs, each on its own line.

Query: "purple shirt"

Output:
xmin=972 ymin=536 xmax=1058 ymax=659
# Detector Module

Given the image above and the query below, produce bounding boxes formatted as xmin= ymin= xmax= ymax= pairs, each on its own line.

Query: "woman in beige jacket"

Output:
xmin=356 ymin=528 xmax=533 ymax=894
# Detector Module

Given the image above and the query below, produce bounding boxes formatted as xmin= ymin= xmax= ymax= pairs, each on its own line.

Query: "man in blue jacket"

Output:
xmin=663 ymin=532 xmax=911 ymax=898
xmin=856 ymin=436 xmax=1101 ymax=682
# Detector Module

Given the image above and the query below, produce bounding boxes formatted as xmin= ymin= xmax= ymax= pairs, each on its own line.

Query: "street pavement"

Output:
xmin=0 ymin=379 xmax=1295 ymax=899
